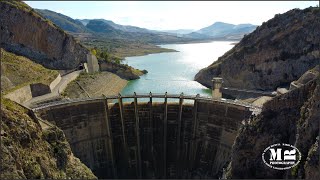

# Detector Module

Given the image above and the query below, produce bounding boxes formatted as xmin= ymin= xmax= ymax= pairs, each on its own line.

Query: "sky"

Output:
xmin=24 ymin=1 xmax=319 ymax=31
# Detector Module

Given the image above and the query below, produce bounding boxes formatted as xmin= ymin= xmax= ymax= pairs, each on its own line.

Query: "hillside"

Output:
xmin=79 ymin=20 xmax=179 ymax=57
xmin=0 ymin=0 xmax=89 ymax=70
xmin=161 ymin=29 xmax=195 ymax=35
xmin=1 ymin=98 xmax=97 ymax=179
xmin=195 ymin=7 xmax=320 ymax=91
xmin=226 ymin=67 xmax=320 ymax=179
xmin=78 ymin=18 xmax=152 ymax=33
xmin=33 ymin=10 xmax=180 ymax=57
xmin=36 ymin=9 xmax=88 ymax=33
xmin=1 ymin=48 xmax=58 ymax=93
xmin=84 ymin=20 xmax=193 ymax=44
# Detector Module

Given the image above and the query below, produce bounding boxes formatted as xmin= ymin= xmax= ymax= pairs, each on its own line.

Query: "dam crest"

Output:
xmin=33 ymin=92 xmax=260 ymax=178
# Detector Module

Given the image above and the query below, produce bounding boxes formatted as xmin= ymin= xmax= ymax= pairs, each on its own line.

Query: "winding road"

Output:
xmin=23 ymin=70 xmax=83 ymax=108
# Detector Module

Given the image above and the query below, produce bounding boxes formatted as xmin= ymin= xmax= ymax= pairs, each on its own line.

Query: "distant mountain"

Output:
xmin=160 ymin=29 xmax=195 ymax=35
xmin=182 ymin=32 xmax=212 ymax=39
xmin=85 ymin=20 xmax=193 ymax=44
xmin=36 ymin=9 xmax=88 ymax=33
xmin=194 ymin=22 xmax=257 ymax=39
xmin=78 ymin=19 xmax=153 ymax=33
xmin=86 ymin=20 xmax=118 ymax=34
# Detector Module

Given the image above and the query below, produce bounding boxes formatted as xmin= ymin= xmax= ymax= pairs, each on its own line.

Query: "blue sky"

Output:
xmin=24 ymin=1 xmax=319 ymax=30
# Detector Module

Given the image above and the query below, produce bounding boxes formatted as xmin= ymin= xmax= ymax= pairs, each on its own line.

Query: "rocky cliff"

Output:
xmin=195 ymin=7 xmax=320 ymax=91
xmin=1 ymin=98 xmax=97 ymax=179
xmin=226 ymin=67 xmax=319 ymax=179
xmin=99 ymin=61 xmax=147 ymax=80
xmin=0 ymin=0 xmax=89 ymax=70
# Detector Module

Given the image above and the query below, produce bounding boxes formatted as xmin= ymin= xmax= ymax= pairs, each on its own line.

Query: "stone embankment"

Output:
xmin=62 ymin=71 xmax=128 ymax=99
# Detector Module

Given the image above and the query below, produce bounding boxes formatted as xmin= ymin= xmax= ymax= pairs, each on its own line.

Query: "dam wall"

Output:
xmin=34 ymin=95 xmax=253 ymax=178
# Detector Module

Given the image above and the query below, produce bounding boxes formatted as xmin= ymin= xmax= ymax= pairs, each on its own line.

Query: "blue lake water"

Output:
xmin=121 ymin=41 xmax=235 ymax=97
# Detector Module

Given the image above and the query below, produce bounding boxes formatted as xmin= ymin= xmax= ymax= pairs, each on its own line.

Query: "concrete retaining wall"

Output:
xmin=35 ymin=98 xmax=252 ymax=178
xmin=49 ymin=73 xmax=61 ymax=90
xmin=4 ymin=74 xmax=61 ymax=103
xmin=30 ymin=83 xmax=51 ymax=97
xmin=4 ymin=85 xmax=32 ymax=104
xmin=86 ymin=54 xmax=99 ymax=73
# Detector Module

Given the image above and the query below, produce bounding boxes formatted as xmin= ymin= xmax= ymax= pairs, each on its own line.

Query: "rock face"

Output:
xmin=0 ymin=0 xmax=89 ymax=70
xmin=226 ymin=68 xmax=319 ymax=179
xmin=99 ymin=61 xmax=147 ymax=80
xmin=62 ymin=71 xmax=128 ymax=99
xmin=1 ymin=98 xmax=97 ymax=179
xmin=195 ymin=7 xmax=320 ymax=91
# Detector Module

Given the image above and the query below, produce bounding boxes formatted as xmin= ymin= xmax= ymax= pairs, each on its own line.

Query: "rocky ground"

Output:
xmin=226 ymin=67 xmax=320 ymax=179
xmin=62 ymin=71 xmax=128 ymax=99
xmin=1 ymin=98 xmax=97 ymax=179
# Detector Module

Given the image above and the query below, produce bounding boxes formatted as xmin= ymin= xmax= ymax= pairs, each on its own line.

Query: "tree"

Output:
xmin=90 ymin=48 xmax=97 ymax=56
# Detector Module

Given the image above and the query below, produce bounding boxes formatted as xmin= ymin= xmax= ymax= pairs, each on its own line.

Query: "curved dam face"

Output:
xmin=34 ymin=95 xmax=253 ymax=178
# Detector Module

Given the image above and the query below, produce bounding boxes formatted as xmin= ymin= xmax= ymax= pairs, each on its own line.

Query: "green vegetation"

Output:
xmin=0 ymin=49 xmax=59 ymax=94
xmin=90 ymin=47 xmax=123 ymax=64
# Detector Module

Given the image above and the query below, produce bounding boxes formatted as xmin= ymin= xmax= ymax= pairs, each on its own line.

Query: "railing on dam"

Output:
xmin=32 ymin=92 xmax=261 ymax=112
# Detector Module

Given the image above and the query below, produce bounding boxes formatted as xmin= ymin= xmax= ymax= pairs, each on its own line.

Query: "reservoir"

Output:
xmin=121 ymin=41 xmax=236 ymax=97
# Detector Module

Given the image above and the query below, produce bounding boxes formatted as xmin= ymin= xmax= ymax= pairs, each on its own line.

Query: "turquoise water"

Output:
xmin=121 ymin=41 xmax=235 ymax=97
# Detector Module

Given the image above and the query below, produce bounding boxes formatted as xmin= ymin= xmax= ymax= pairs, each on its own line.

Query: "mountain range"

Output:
xmin=36 ymin=9 xmax=257 ymax=41
xmin=195 ymin=22 xmax=257 ymax=40
xmin=77 ymin=18 xmax=153 ymax=33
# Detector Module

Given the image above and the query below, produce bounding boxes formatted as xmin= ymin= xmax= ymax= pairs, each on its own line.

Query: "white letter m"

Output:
xmin=269 ymin=148 xmax=282 ymax=161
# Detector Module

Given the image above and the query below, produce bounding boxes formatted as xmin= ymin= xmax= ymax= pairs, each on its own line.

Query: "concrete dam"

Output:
xmin=33 ymin=92 xmax=259 ymax=179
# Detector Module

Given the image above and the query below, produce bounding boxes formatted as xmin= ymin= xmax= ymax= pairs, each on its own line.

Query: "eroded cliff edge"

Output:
xmin=226 ymin=67 xmax=320 ymax=179
xmin=0 ymin=0 xmax=89 ymax=69
xmin=195 ymin=7 xmax=320 ymax=91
